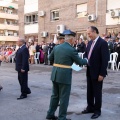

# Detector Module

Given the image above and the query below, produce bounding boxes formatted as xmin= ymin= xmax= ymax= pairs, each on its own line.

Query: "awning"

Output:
xmin=8 ymin=6 xmax=14 ymax=9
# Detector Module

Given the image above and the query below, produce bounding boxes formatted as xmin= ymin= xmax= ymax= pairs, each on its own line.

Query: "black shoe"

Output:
xmin=0 ymin=86 xmax=3 ymax=91
xmin=81 ymin=109 xmax=94 ymax=114
xmin=46 ymin=116 xmax=58 ymax=120
xmin=27 ymin=91 xmax=31 ymax=94
xmin=27 ymin=89 xmax=31 ymax=94
xmin=91 ymin=113 xmax=101 ymax=119
xmin=17 ymin=95 xmax=27 ymax=100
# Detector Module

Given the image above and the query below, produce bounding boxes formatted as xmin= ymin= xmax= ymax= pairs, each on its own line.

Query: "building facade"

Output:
xmin=19 ymin=0 xmax=120 ymax=43
xmin=0 ymin=0 xmax=19 ymax=45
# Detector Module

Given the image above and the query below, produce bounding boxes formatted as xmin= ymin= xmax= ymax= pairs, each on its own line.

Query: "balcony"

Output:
xmin=0 ymin=23 xmax=18 ymax=30
xmin=0 ymin=35 xmax=18 ymax=42
xmin=0 ymin=23 xmax=19 ymax=31
xmin=0 ymin=10 xmax=18 ymax=20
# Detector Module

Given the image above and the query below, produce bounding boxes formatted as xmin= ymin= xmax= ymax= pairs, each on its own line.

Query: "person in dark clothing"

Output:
xmin=35 ymin=42 xmax=40 ymax=52
xmin=105 ymin=36 xmax=113 ymax=54
xmin=15 ymin=38 xmax=31 ymax=100
xmin=82 ymin=26 xmax=109 ymax=119
xmin=77 ymin=38 xmax=86 ymax=53
xmin=114 ymin=37 xmax=119 ymax=52
xmin=0 ymin=84 xmax=3 ymax=91
xmin=116 ymin=43 xmax=120 ymax=67
xmin=35 ymin=42 xmax=40 ymax=64
xmin=114 ymin=37 xmax=120 ymax=66
xmin=48 ymin=40 xmax=55 ymax=65
xmin=43 ymin=43 xmax=49 ymax=65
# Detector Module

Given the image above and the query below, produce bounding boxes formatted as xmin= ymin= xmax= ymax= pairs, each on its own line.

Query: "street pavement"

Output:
xmin=0 ymin=63 xmax=120 ymax=120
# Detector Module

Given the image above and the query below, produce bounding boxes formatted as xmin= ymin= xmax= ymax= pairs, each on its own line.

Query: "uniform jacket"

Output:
xmin=49 ymin=42 xmax=87 ymax=84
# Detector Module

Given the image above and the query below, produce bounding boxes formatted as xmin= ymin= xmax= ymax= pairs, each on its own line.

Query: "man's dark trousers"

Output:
xmin=18 ymin=71 xmax=30 ymax=96
xmin=87 ymin=66 xmax=103 ymax=113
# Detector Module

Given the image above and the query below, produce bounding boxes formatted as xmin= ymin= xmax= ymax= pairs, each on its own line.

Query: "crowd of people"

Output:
xmin=0 ymin=32 xmax=120 ymax=67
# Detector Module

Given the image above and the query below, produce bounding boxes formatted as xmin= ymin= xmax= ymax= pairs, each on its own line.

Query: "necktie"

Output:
xmin=88 ymin=41 xmax=95 ymax=60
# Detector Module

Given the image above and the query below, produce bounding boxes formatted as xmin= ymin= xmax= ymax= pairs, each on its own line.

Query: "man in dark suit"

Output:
xmin=48 ymin=40 xmax=55 ymax=65
xmin=105 ymin=36 xmax=113 ymax=54
xmin=82 ymin=26 xmax=109 ymax=119
xmin=76 ymin=38 xmax=86 ymax=53
xmin=43 ymin=42 xmax=49 ymax=65
xmin=15 ymin=38 xmax=31 ymax=100
xmin=46 ymin=30 xmax=88 ymax=120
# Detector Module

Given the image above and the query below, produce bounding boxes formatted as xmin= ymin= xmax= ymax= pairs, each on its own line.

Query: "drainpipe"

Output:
xmin=96 ymin=0 xmax=98 ymax=19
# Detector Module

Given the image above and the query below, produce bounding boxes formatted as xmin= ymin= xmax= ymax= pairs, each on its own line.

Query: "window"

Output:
xmin=106 ymin=28 xmax=119 ymax=35
xmin=8 ymin=31 xmax=14 ymax=36
xmin=51 ymin=9 xmax=59 ymax=21
xmin=25 ymin=13 xmax=38 ymax=25
xmin=77 ymin=3 xmax=87 ymax=18
xmin=76 ymin=31 xmax=87 ymax=40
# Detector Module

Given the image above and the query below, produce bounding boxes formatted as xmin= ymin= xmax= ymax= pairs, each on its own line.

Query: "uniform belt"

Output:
xmin=53 ymin=64 xmax=71 ymax=69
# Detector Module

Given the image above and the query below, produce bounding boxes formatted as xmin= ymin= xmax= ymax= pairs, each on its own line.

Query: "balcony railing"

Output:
xmin=24 ymin=21 xmax=38 ymax=25
xmin=0 ymin=10 xmax=18 ymax=15
xmin=0 ymin=23 xmax=19 ymax=31
xmin=0 ymin=34 xmax=18 ymax=37
xmin=0 ymin=22 xmax=18 ymax=26
xmin=0 ymin=10 xmax=18 ymax=20
xmin=0 ymin=35 xmax=19 ymax=42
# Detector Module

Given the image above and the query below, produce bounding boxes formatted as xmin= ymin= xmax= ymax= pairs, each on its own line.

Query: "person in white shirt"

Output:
xmin=29 ymin=42 xmax=36 ymax=64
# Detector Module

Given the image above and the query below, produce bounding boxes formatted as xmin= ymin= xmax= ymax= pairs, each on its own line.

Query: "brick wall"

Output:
xmin=18 ymin=0 xmax=25 ymax=38
xmin=38 ymin=0 xmax=107 ymax=42
xmin=19 ymin=0 xmax=120 ymax=43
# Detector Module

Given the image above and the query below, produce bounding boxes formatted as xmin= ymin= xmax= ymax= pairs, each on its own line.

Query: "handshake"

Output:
xmin=72 ymin=58 xmax=88 ymax=71
xmin=84 ymin=58 xmax=88 ymax=64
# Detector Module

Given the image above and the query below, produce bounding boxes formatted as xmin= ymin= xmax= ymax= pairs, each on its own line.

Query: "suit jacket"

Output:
xmin=48 ymin=43 xmax=55 ymax=54
xmin=84 ymin=37 xmax=109 ymax=79
xmin=43 ymin=45 xmax=49 ymax=54
xmin=49 ymin=42 xmax=87 ymax=85
xmin=77 ymin=42 xmax=86 ymax=53
xmin=15 ymin=45 xmax=29 ymax=72
xmin=36 ymin=45 xmax=40 ymax=52
xmin=107 ymin=41 xmax=113 ymax=54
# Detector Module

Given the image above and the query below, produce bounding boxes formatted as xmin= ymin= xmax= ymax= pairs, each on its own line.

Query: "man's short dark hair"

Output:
xmin=89 ymin=26 xmax=99 ymax=34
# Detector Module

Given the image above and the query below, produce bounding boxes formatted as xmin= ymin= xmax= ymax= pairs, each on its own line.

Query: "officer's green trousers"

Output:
xmin=47 ymin=81 xmax=71 ymax=120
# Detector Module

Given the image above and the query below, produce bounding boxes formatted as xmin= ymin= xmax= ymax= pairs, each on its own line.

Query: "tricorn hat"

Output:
xmin=63 ymin=30 xmax=76 ymax=37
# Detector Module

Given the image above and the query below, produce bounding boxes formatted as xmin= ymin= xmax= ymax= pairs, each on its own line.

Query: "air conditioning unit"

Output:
xmin=41 ymin=31 xmax=48 ymax=37
xmin=39 ymin=11 xmax=45 ymax=17
xmin=88 ymin=14 xmax=96 ymax=22
xmin=111 ymin=10 xmax=120 ymax=18
xmin=57 ymin=25 xmax=65 ymax=33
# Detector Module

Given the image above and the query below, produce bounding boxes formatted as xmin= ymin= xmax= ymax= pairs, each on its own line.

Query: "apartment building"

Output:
xmin=19 ymin=0 xmax=120 ymax=43
xmin=0 ymin=0 xmax=19 ymax=45
xmin=19 ymin=0 xmax=38 ymax=43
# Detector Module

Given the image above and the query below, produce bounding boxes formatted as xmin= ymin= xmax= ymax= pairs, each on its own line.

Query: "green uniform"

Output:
xmin=47 ymin=42 xmax=87 ymax=120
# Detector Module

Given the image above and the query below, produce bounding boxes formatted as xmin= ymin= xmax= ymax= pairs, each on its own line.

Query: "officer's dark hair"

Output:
xmin=89 ymin=26 xmax=99 ymax=34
